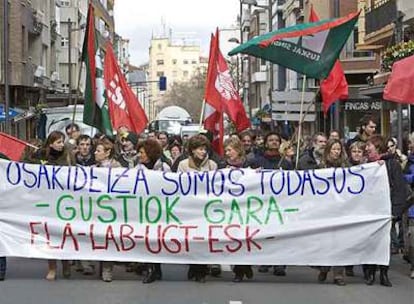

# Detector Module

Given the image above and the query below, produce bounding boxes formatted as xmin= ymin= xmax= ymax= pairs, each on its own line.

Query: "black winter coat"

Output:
xmin=382 ymin=154 xmax=409 ymax=217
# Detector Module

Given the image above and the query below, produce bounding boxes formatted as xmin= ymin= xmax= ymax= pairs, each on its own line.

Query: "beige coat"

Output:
xmin=177 ymin=156 xmax=217 ymax=172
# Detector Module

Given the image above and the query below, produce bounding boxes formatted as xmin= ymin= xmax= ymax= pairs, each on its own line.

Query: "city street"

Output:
xmin=0 ymin=256 xmax=412 ymax=304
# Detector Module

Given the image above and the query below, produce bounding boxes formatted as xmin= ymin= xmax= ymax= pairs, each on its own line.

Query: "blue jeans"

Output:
xmin=0 ymin=257 xmax=6 ymax=277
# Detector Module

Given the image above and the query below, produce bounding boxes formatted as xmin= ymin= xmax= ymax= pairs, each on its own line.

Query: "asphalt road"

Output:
xmin=0 ymin=256 xmax=412 ymax=304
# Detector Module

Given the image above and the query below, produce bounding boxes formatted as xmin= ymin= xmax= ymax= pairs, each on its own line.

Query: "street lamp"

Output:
xmin=228 ymin=37 xmax=241 ymax=91
xmin=67 ymin=18 xmax=86 ymax=105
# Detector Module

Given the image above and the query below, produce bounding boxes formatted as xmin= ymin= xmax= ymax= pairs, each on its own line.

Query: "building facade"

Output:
xmin=148 ymin=32 xmax=207 ymax=121
xmin=0 ymin=0 xmax=116 ymax=139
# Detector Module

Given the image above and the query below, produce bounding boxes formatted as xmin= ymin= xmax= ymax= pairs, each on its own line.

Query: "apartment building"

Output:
xmin=148 ymin=32 xmax=207 ymax=121
xmin=358 ymin=0 xmax=414 ymax=136
xmin=0 ymin=0 xmax=62 ymax=139
xmin=0 ymin=0 xmax=116 ymax=139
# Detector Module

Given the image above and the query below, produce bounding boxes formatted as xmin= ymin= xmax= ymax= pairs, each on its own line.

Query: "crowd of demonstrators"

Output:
xmin=1 ymin=118 xmax=414 ymax=285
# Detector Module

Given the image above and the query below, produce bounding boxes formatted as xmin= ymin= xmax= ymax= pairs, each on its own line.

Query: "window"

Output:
xmin=157 ymin=71 xmax=164 ymax=77
xmin=172 ymin=59 xmax=177 ymax=64
xmin=191 ymin=60 xmax=197 ymax=64
xmin=60 ymin=0 xmax=70 ymax=7
xmin=172 ymin=71 xmax=177 ymax=77
xmin=61 ymin=37 xmax=68 ymax=47
xmin=183 ymin=60 xmax=188 ymax=64
xmin=157 ymin=59 xmax=164 ymax=65
xmin=183 ymin=71 xmax=189 ymax=77
xmin=158 ymin=44 xmax=162 ymax=50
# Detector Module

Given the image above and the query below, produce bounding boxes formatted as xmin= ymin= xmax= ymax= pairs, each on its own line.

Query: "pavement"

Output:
xmin=0 ymin=255 xmax=413 ymax=304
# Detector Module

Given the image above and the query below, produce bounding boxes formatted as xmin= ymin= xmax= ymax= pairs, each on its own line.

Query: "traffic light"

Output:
xmin=159 ymin=76 xmax=167 ymax=91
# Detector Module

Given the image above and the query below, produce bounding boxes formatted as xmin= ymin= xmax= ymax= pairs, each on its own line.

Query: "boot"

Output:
xmin=62 ymin=261 xmax=71 ymax=279
xmin=195 ymin=265 xmax=207 ymax=283
xmin=187 ymin=265 xmax=197 ymax=280
xmin=232 ymin=266 xmax=244 ymax=283
xmin=364 ymin=266 xmax=376 ymax=286
xmin=380 ymin=266 xmax=392 ymax=287
xmin=210 ymin=264 xmax=221 ymax=277
xmin=345 ymin=266 xmax=354 ymax=277
xmin=0 ymin=257 xmax=6 ymax=281
xmin=244 ymin=266 xmax=253 ymax=279
xmin=143 ymin=264 xmax=162 ymax=284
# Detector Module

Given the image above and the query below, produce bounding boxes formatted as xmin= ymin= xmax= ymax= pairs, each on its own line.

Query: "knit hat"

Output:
xmin=121 ymin=132 xmax=138 ymax=146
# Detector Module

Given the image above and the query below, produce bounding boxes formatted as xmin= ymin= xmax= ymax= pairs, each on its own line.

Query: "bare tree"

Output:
xmin=161 ymin=68 xmax=206 ymax=122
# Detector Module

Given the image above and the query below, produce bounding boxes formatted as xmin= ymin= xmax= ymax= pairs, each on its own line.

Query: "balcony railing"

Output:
xmin=365 ymin=0 xmax=397 ymax=35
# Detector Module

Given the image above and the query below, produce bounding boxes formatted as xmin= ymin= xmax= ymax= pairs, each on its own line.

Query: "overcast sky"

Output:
xmin=114 ymin=0 xmax=239 ymax=66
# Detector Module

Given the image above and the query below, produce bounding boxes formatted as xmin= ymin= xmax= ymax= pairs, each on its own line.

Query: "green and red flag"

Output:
xmin=228 ymin=11 xmax=360 ymax=80
xmin=82 ymin=3 xmax=113 ymax=135
xmin=309 ymin=6 xmax=349 ymax=115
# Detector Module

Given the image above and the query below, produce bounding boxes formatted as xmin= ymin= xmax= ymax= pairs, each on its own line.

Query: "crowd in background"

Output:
xmin=0 ymin=114 xmax=413 ymax=286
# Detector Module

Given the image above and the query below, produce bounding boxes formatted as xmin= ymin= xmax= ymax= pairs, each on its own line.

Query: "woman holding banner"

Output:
xmin=364 ymin=134 xmax=408 ymax=287
xmin=35 ymin=131 xmax=74 ymax=281
xmin=94 ymin=137 xmax=121 ymax=282
xmin=178 ymin=134 xmax=218 ymax=283
xmin=135 ymin=139 xmax=171 ymax=284
xmin=223 ymin=137 xmax=254 ymax=282
xmin=318 ymin=139 xmax=349 ymax=286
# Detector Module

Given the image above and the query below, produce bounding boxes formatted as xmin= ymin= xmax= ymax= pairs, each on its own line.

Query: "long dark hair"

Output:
xmin=43 ymin=131 xmax=65 ymax=158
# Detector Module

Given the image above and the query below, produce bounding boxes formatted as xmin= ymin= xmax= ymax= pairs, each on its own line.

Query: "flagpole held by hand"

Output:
xmin=295 ymin=75 xmax=307 ymax=168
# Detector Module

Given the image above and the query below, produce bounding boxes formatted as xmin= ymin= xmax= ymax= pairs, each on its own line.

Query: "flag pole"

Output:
xmin=295 ymin=74 xmax=307 ymax=168
xmin=71 ymin=60 xmax=84 ymax=126
xmin=199 ymin=99 xmax=206 ymax=132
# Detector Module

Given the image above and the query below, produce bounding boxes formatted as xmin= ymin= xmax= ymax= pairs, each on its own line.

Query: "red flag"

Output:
xmin=309 ymin=6 xmax=348 ymax=116
xmin=383 ymin=54 xmax=414 ymax=104
xmin=210 ymin=29 xmax=250 ymax=132
xmin=203 ymin=29 xmax=251 ymax=155
xmin=0 ymin=132 xmax=27 ymax=161
xmin=203 ymin=31 xmax=224 ymax=155
xmin=104 ymin=42 xmax=148 ymax=134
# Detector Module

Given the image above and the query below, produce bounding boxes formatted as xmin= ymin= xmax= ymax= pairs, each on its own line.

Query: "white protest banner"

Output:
xmin=0 ymin=160 xmax=391 ymax=266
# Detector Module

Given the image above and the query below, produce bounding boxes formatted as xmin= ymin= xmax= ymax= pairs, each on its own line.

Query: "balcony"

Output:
xmin=365 ymin=0 xmax=397 ymax=36
xmin=29 ymin=9 xmax=43 ymax=35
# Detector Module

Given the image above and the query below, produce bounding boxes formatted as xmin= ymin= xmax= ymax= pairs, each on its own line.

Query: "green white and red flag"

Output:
xmin=82 ymin=3 xmax=113 ymax=135
xmin=229 ymin=11 xmax=360 ymax=80
xmin=309 ymin=6 xmax=349 ymax=115
xmin=104 ymin=42 xmax=148 ymax=133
